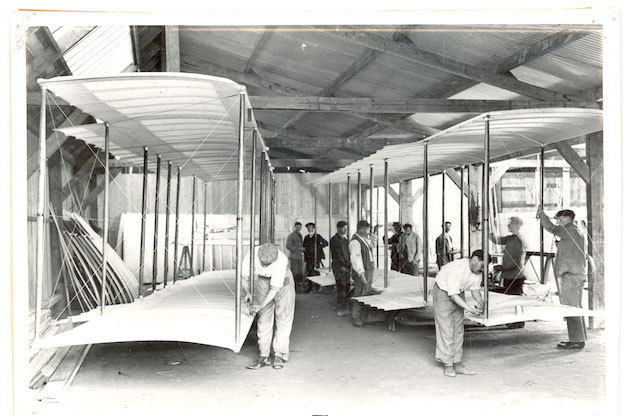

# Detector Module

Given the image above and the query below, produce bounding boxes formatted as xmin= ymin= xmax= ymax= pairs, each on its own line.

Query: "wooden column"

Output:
xmin=328 ymin=181 xmax=332 ymax=266
xmin=191 ymin=175 xmax=196 ymax=276
xmin=163 ymin=162 xmax=172 ymax=287
xmin=399 ymin=180 xmax=414 ymax=225
xmin=384 ymin=159 xmax=389 ymax=289
xmin=173 ymin=167 xmax=181 ymax=284
xmin=587 ymin=132 xmax=604 ymax=328
xmin=235 ymin=90 xmax=245 ymax=345
xmin=249 ymin=130 xmax=258 ymax=302
xmin=202 ymin=180 xmax=208 ymax=273
xmin=460 ymin=166 xmax=465 ymax=258
xmin=152 ymin=155 xmax=161 ymax=291
xmin=539 ymin=147 xmax=545 ymax=283
xmin=369 ymin=164 xmax=374 ymax=222
xmin=357 ymin=169 xmax=362 ymax=222
xmin=34 ymin=86 xmax=47 ymax=341
xmin=346 ymin=174 xmax=351 ymax=237
xmin=138 ymin=147 xmax=148 ymax=297
xmin=258 ymin=151 xmax=266 ymax=244
xmin=482 ymin=116 xmax=491 ymax=319
xmin=422 ymin=141 xmax=429 ymax=301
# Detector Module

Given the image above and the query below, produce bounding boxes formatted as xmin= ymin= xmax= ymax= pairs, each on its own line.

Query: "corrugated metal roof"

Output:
xmin=40 ymin=72 xmax=270 ymax=182
xmin=312 ymin=108 xmax=602 ymax=185
xmin=63 ymin=26 xmax=134 ymax=76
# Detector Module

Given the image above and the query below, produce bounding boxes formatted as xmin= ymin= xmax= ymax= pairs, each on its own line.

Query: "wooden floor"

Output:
xmin=34 ymin=270 xmax=254 ymax=353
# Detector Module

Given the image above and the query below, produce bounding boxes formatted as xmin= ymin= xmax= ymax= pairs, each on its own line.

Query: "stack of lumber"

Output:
xmin=55 ymin=211 xmax=139 ymax=311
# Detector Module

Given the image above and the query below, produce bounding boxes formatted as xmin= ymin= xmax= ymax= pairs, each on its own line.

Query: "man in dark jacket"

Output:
xmin=302 ymin=222 xmax=328 ymax=281
xmin=330 ymin=220 xmax=351 ymax=316
xmin=387 ymin=222 xmax=403 ymax=271
xmin=539 ymin=208 xmax=588 ymax=349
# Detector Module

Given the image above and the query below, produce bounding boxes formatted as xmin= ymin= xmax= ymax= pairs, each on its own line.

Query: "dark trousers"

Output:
xmin=352 ymin=268 xmax=374 ymax=322
xmin=290 ymin=258 xmax=303 ymax=283
xmin=332 ymin=265 xmax=351 ymax=309
xmin=491 ymin=278 xmax=524 ymax=295
xmin=402 ymin=260 xmax=417 ymax=276
xmin=559 ymin=272 xmax=588 ymax=343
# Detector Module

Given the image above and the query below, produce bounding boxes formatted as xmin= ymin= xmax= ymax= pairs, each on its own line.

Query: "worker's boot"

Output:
xmin=246 ymin=356 xmax=271 ymax=370
xmin=454 ymin=362 xmax=476 ymax=375
xmin=443 ymin=365 xmax=456 ymax=377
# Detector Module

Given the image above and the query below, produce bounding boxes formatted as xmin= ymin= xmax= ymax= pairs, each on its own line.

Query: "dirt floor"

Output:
xmin=31 ymin=288 xmax=606 ymax=416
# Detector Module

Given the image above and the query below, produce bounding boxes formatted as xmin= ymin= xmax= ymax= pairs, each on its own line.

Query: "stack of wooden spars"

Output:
xmin=52 ymin=210 xmax=139 ymax=312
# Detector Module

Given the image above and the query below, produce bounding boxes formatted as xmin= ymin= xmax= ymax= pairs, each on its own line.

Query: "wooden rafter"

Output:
xmin=243 ymin=28 xmax=273 ymax=73
xmin=281 ymin=48 xmax=383 ymax=129
xmin=324 ymin=28 xmax=589 ymax=102
xmin=250 ymin=96 xmax=600 ymax=113
xmin=553 ymin=141 xmax=591 ymax=184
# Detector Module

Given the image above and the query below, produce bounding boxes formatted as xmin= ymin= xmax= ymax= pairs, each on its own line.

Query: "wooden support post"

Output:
xmin=422 ymin=141 xmax=429 ymax=301
xmin=399 ymin=180 xmax=414 ymax=225
xmin=587 ymin=132 xmax=604 ymax=328
xmin=328 ymin=181 xmax=332 ymax=267
xmin=442 ymin=172 xmax=446 ymax=264
xmin=100 ymin=123 xmax=110 ymax=313
xmin=384 ymin=159 xmax=389 ymax=289
xmin=249 ymin=130 xmax=258 ymax=302
xmin=467 ymin=165 xmax=471 ymax=253
xmin=346 ymin=174 xmax=351 ymax=237
xmin=35 ymin=85 xmax=47 ymax=341
xmin=163 ymin=162 xmax=172 ymax=287
xmin=202 ymin=180 xmax=208 ymax=273
xmin=138 ymin=147 xmax=148 ymax=297
xmin=258 ymin=151 xmax=266 ymax=244
xmin=357 ymin=169 xmax=362 ymax=222
xmin=540 ymin=147 xmax=545 ymax=283
xmin=314 ymin=186 xmax=318 ymax=268
xmin=369 ymin=164 xmax=374 ymax=223
xmin=191 ymin=175 xmax=196 ymax=276
xmin=376 ymin=185 xmax=380 ymax=266
xmin=482 ymin=116 xmax=491 ymax=319
xmin=460 ymin=166 xmax=465 ymax=258
xmin=173 ymin=167 xmax=181 ymax=284
xmin=235 ymin=90 xmax=245 ymax=345
xmin=152 ymin=155 xmax=161 ymax=291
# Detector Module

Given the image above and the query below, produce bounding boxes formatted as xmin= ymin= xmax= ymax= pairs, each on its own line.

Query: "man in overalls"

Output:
xmin=242 ymin=243 xmax=296 ymax=370
xmin=349 ymin=220 xmax=377 ymax=327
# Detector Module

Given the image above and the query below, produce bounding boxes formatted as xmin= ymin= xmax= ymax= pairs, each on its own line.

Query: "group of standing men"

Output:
xmin=241 ymin=206 xmax=590 ymax=375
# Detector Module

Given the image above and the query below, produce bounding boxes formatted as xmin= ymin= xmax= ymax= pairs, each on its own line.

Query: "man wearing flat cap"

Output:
xmin=330 ymin=220 xmax=351 ymax=316
xmin=242 ymin=243 xmax=296 ymax=370
xmin=349 ymin=220 xmax=381 ymax=326
xmin=539 ymin=208 xmax=588 ymax=349
xmin=302 ymin=222 xmax=329 ymax=292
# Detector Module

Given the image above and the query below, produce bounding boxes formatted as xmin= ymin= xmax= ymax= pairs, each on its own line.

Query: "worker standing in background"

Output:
xmin=242 ymin=244 xmax=296 ymax=370
xmin=302 ymin=223 xmax=329 ymax=293
xmin=330 ymin=220 xmax=351 ymax=316
xmin=286 ymin=221 xmax=305 ymax=293
xmin=349 ymin=220 xmax=381 ymax=327
xmin=488 ymin=216 xmax=528 ymax=296
xmin=387 ymin=222 xmax=403 ymax=271
xmin=436 ymin=221 xmax=458 ymax=270
xmin=539 ymin=208 xmax=588 ymax=350
xmin=398 ymin=224 xmax=421 ymax=276
xmin=433 ymin=250 xmax=486 ymax=377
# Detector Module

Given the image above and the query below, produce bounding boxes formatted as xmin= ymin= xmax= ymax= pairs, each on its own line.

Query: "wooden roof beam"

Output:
xmin=243 ymin=28 xmax=273 ymax=73
xmin=262 ymin=132 xmax=421 ymax=149
xmin=270 ymin=159 xmax=355 ymax=169
xmin=250 ymin=96 xmax=600 ymax=113
xmin=164 ymin=26 xmax=180 ymax=72
xmin=323 ymin=28 xmax=590 ymax=102
xmin=552 ymin=141 xmax=591 ymax=184
xmin=281 ymin=48 xmax=383 ymax=129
